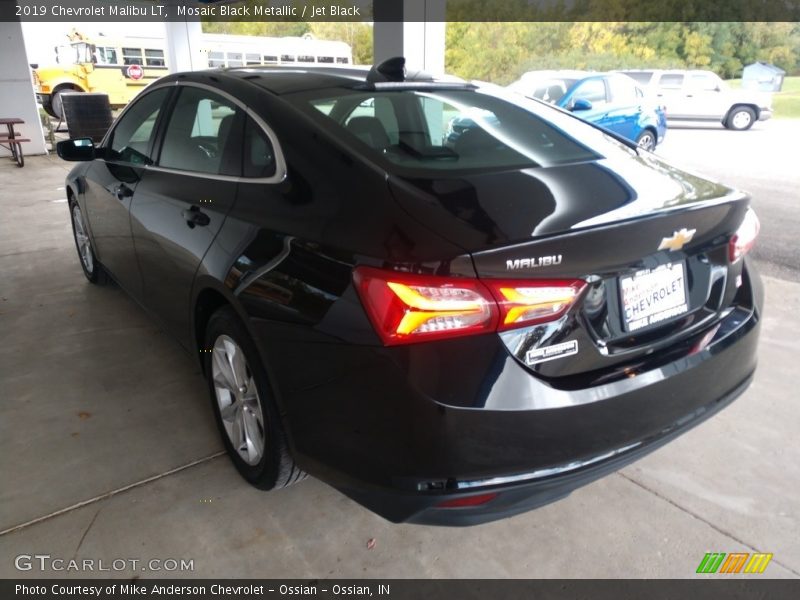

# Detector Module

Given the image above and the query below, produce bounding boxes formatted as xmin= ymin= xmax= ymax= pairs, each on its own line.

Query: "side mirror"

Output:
xmin=571 ymin=98 xmax=593 ymax=111
xmin=57 ymin=138 xmax=96 ymax=162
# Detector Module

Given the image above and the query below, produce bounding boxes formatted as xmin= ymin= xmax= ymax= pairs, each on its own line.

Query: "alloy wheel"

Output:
xmin=72 ymin=204 xmax=94 ymax=274
xmin=212 ymin=334 xmax=266 ymax=466
xmin=637 ymin=132 xmax=656 ymax=151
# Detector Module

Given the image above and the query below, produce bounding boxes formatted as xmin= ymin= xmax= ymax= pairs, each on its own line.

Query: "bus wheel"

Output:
xmin=51 ymin=88 xmax=75 ymax=120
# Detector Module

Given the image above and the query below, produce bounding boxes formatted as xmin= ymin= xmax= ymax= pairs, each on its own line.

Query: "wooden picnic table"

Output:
xmin=0 ymin=117 xmax=29 ymax=167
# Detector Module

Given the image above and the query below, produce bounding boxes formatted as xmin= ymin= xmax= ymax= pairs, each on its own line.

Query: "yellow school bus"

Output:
xmin=34 ymin=30 xmax=168 ymax=118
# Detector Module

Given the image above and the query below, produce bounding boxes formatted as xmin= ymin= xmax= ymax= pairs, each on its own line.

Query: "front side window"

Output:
xmin=158 ymin=87 xmax=242 ymax=176
xmin=572 ymin=78 xmax=607 ymax=105
xmin=96 ymin=47 xmax=118 ymax=65
xmin=303 ymin=88 xmax=612 ymax=172
xmin=107 ymin=87 xmax=171 ymax=164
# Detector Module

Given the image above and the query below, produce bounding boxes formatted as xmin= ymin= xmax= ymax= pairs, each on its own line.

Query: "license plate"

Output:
xmin=620 ymin=262 xmax=688 ymax=332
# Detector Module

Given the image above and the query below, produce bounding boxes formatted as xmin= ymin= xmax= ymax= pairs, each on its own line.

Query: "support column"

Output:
xmin=373 ymin=0 xmax=446 ymax=75
xmin=163 ymin=5 xmax=205 ymax=73
xmin=0 ymin=21 xmax=47 ymax=156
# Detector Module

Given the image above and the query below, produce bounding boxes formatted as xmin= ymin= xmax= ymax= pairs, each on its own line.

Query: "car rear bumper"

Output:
xmin=253 ymin=261 xmax=763 ymax=525
xmin=758 ymin=108 xmax=773 ymax=121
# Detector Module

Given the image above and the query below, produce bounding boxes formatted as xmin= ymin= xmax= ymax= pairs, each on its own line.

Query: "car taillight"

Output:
xmin=353 ymin=266 xmax=585 ymax=346
xmin=484 ymin=280 xmax=586 ymax=331
xmin=729 ymin=208 xmax=760 ymax=263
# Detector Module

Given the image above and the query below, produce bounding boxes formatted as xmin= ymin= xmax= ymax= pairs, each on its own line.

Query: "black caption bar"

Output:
xmin=3 ymin=0 xmax=800 ymax=22
xmin=2 ymin=580 xmax=800 ymax=600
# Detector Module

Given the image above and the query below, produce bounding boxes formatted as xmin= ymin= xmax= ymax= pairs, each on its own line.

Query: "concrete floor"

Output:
xmin=0 ymin=154 xmax=798 ymax=579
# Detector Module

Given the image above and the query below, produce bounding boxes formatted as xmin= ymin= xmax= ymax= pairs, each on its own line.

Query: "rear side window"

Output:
xmin=107 ymin=87 xmax=171 ymax=164
xmin=158 ymin=87 xmax=242 ymax=176
xmin=122 ymin=48 xmax=143 ymax=66
xmin=607 ymin=75 xmax=638 ymax=103
xmin=658 ymin=74 xmax=684 ymax=89
xmin=303 ymin=88 xmax=609 ymax=172
xmin=688 ymin=73 xmax=719 ymax=91
xmin=243 ymin=117 xmax=276 ymax=178
xmin=145 ymin=49 xmax=165 ymax=67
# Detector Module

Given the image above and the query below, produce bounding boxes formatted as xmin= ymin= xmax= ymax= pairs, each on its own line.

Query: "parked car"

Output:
xmin=618 ymin=69 xmax=773 ymax=130
xmin=57 ymin=59 xmax=762 ymax=525
xmin=507 ymin=70 xmax=667 ymax=150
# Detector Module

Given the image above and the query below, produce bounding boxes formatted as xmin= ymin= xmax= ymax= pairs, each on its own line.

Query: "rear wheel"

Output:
xmin=726 ymin=106 xmax=755 ymax=131
xmin=69 ymin=200 xmax=107 ymax=284
xmin=635 ymin=129 xmax=657 ymax=151
xmin=205 ymin=307 xmax=305 ymax=490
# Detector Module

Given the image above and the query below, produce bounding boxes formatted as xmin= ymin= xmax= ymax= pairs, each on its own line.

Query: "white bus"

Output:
xmin=201 ymin=34 xmax=353 ymax=68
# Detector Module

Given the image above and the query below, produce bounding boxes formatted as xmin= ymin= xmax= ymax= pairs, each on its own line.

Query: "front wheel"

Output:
xmin=635 ymin=129 xmax=657 ymax=152
xmin=204 ymin=307 xmax=306 ymax=490
xmin=69 ymin=201 xmax=106 ymax=284
xmin=726 ymin=106 xmax=756 ymax=131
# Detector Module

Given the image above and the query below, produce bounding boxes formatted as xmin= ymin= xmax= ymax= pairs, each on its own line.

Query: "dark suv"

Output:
xmin=57 ymin=60 xmax=762 ymax=525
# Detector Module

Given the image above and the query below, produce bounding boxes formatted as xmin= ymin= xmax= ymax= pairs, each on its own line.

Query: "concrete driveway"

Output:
xmin=1 ymin=140 xmax=798 ymax=578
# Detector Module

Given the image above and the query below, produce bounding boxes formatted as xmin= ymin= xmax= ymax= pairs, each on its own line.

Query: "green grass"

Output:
xmin=727 ymin=76 xmax=800 ymax=119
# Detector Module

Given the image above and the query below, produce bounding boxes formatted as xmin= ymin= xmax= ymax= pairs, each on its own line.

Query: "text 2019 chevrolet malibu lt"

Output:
xmin=57 ymin=59 xmax=762 ymax=525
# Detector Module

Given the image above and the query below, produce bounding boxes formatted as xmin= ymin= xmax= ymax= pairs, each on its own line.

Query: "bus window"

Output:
xmin=208 ymin=52 xmax=224 ymax=68
xmin=298 ymin=55 xmax=315 ymax=63
xmin=97 ymin=47 xmax=118 ymax=65
xmin=336 ymin=57 xmax=349 ymax=64
xmin=246 ymin=53 xmax=261 ymax=65
xmin=227 ymin=52 xmax=243 ymax=67
xmin=122 ymin=48 xmax=143 ymax=66
xmin=145 ymin=49 xmax=165 ymax=67
xmin=281 ymin=54 xmax=296 ymax=63
xmin=318 ymin=56 xmax=334 ymax=64
xmin=263 ymin=55 xmax=278 ymax=64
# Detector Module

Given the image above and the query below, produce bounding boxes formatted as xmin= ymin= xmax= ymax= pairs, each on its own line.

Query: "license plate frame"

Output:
xmin=619 ymin=262 xmax=689 ymax=332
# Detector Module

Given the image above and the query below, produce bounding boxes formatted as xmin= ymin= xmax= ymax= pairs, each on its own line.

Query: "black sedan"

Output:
xmin=57 ymin=59 xmax=762 ymax=525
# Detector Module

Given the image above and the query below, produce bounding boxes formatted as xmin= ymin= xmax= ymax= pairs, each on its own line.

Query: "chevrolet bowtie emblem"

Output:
xmin=658 ymin=228 xmax=697 ymax=252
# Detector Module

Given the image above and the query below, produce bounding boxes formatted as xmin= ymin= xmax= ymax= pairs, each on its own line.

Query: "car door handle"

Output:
xmin=181 ymin=205 xmax=210 ymax=228
xmin=114 ymin=184 xmax=133 ymax=201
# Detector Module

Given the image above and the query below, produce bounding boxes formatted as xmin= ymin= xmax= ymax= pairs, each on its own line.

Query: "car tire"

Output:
xmin=204 ymin=306 xmax=306 ymax=490
xmin=725 ymin=106 xmax=756 ymax=131
xmin=635 ymin=129 xmax=657 ymax=151
xmin=69 ymin=199 xmax=107 ymax=284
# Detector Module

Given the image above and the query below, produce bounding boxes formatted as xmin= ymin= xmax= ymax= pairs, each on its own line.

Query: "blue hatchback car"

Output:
xmin=507 ymin=70 xmax=667 ymax=150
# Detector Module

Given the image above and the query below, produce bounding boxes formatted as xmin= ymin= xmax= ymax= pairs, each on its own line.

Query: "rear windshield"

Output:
xmin=292 ymin=87 xmax=631 ymax=174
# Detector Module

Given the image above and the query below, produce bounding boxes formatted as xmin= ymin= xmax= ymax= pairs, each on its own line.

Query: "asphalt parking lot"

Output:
xmin=1 ymin=120 xmax=798 ymax=579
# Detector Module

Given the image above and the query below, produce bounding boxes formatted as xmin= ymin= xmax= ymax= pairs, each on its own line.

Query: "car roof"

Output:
xmin=518 ymin=70 xmax=593 ymax=80
xmin=168 ymin=65 xmax=466 ymax=96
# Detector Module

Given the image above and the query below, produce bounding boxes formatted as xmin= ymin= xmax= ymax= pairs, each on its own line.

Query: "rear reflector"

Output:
xmin=436 ymin=492 xmax=499 ymax=508
xmin=354 ymin=266 xmax=584 ymax=346
xmin=729 ymin=208 xmax=760 ymax=263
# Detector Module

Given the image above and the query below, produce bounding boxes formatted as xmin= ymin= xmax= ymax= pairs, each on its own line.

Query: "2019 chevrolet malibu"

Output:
xmin=57 ymin=58 xmax=762 ymax=525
